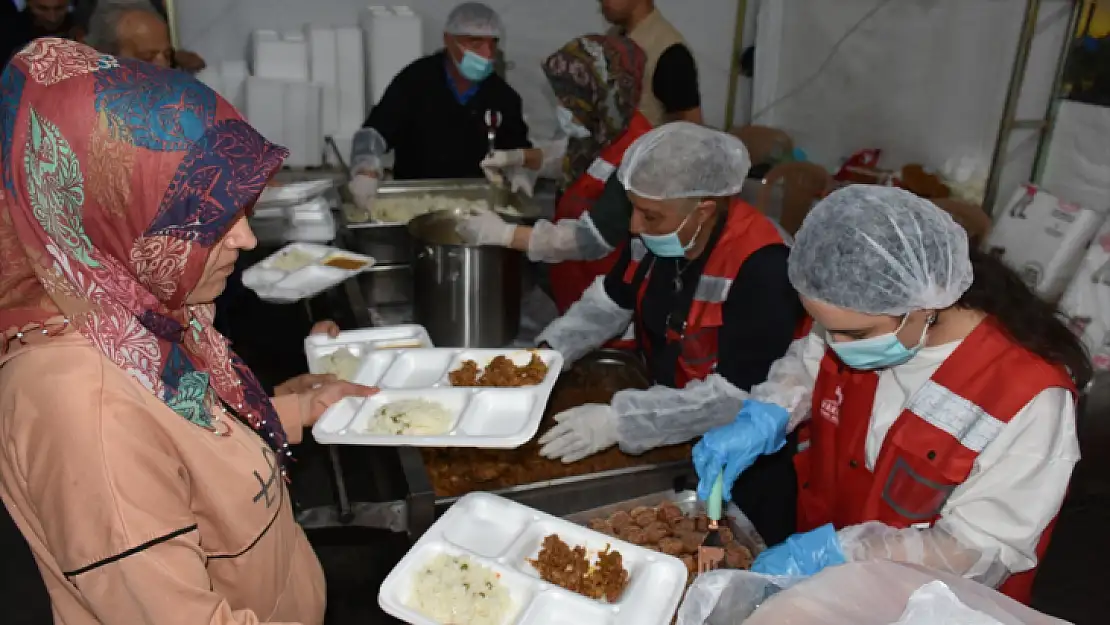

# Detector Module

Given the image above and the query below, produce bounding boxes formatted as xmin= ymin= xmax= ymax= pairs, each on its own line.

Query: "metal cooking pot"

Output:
xmin=408 ymin=209 xmax=522 ymax=347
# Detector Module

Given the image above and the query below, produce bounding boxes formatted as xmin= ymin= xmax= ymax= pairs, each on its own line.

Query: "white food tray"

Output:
xmin=241 ymin=242 xmax=374 ymax=304
xmin=310 ymin=348 xmax=562 ymax=448
xmin=380 ymin=492 xmax=688 ymax=625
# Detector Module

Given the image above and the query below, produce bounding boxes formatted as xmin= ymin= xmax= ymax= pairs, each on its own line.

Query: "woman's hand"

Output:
xmin=274 ymin=373 xmax=337 ymax=397
xmin=300 ymin=381 xmax=378 ymax=427
xmin=309 ymin=320 xmax=341 ymax=337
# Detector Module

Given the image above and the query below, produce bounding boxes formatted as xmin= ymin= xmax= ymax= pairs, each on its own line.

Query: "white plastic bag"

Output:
xmin=986 ymin=184 xmax=1106 ymax=301
xmin=677 ymin=561 xmax=1070 ymax=625
xmin=892 ymin=581 xmax=1004 ymax=625
xmin=1059 ymin=220 xmax=1110 ymax=372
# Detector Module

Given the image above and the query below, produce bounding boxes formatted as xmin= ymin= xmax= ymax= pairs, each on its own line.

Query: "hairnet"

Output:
xmin=788 ymin=185 xmax=973 ymax=315
xmin=617 ymin=122 xmax=751 ymax=200
xmin=444 ymin=2 xmax=504 ymax=39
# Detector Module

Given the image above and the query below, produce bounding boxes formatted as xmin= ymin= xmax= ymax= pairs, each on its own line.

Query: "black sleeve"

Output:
xmin=585 ymin=175 xmax=634 ymax=248
xmin=602 ymin=242 xmax=637 ymax=311
xmin=652 ymin=43 xmax=701 ymax=114
xmin=363 ymin=64 xmax=414 ymax=150
xmin=494 ymin=88 xmax=532 ymax=150
xmin=715 ymin=244 xmax=801 ymax=392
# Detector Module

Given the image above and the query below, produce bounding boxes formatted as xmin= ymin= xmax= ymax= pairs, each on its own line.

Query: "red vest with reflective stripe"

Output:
xmin=620 ymin=198 xmax=785 ymax=388
xmin=794 ymin=319 xmax=1076 ymax=604
xmin=549 ymin=111 xmax=654 ymax=314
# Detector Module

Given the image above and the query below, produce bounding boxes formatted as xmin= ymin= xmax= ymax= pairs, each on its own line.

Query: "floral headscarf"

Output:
xmin=0 ymin=40 xmax=294 ymax=474
xmin=542 ymin=34 xmax=645 ymax=189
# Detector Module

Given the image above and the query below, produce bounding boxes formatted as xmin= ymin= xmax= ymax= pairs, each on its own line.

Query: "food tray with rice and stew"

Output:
xmin=310 ymin=346 xmax=563 ymax=448
xmin=241 ymin=242 xmax=375 ymax=303
xmin=378 ymin=492 xmax=689 ymax=625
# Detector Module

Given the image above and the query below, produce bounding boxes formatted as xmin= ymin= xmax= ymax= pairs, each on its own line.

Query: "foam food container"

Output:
xmin=379 ymin=492 xmax=688 ymax=625
xmin=310 ymin=348 xmax=563 ymax=448
xmin=241 ymin=242 xmax=374 ymax=303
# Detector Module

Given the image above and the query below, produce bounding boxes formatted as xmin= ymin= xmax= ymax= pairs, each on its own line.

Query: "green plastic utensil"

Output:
xmin=707 ymin=474 xmax=724 ymax=522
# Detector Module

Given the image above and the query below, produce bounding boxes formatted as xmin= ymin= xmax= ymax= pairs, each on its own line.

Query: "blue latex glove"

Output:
xmin=750 ymin=524 xmax=846 ymax=577
xmin=693 ymin=399 xmax=790 ymax=502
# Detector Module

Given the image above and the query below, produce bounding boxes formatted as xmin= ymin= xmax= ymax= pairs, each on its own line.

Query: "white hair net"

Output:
xmin=444 ymin=2 xmax=505 ymax=39
xmin=617 ymin=122 xmax=752 ymax=200
xmin=788 ymin=185 xmax=973 ymax=315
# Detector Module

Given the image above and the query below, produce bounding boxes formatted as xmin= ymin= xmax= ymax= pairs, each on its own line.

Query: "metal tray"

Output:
xmin=565 ymin=490 xmax=768 ymax=557
xmin=348 ymin=178 xmax=543 ymax=227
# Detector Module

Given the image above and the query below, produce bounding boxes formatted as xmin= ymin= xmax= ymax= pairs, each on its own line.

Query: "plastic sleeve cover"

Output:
xmin=749 ymin=330 xmax=826 ymax=432
xmin=525 ymin=215 xmax=613 ymax=263
xmin=611 ymin=373 xmax=748 ymax=454
xmin=535 ymin=275 xmax=632 ymax=364
xmin=349 ymin=127 xmax=387 ymax=175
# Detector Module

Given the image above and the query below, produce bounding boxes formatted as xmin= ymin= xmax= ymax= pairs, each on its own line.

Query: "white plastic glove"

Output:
xmin=481 ymin=149 xmax=526 ymax=184
xmin=537 ymin=404 xmax=619 ymax=463
xmin=347 ymin=173 xmax=378 ymax=213
xmin=456 ymin=210 xmax=515 ymax=247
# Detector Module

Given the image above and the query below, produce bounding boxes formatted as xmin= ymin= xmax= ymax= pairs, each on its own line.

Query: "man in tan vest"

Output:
xmin=602 ymin=0 xmax=702 ymax=125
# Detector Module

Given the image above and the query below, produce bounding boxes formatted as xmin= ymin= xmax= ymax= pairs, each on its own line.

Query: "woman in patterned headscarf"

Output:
xmin=0 ymin=39 xmax=374 ymax=625
xmin=458 ymin=34 xmax=653 ymax=313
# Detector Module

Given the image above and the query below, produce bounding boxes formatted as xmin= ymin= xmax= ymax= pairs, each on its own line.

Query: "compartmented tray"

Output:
xmin=379 ymin=492 xmax=689 ymax=625
xmin=305 ymin=325 xmax=434 ymax=366
xmin=310 ymin=348 xmax=564 ymax=448
xmin=241 ymin=242 xmax=374 ymax=303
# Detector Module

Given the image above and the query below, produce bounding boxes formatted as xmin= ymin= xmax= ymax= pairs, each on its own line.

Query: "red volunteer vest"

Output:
xmin=550 ymin=111 xmax=654 ymax=314
xmin=794 ymin=319 xmax=1076 ymax=604
xmin=619 ymin=198 xmax=787 ymax=388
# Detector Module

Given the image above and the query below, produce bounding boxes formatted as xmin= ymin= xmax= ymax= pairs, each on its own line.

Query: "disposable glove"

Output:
xmin=693 ymin=399 xmax=790 ymax=502
xmin=537 ymin=404 xmax=618 ymax=463
xmin=750 ymin=524 xmax=846 ymax=577
xmin=347 ymin=174 xmax=378 ymax=213
xmin=456 ymin=210 xmax=515 ymax=247
xmin=480 ymin=149 xmax=527 ymax=186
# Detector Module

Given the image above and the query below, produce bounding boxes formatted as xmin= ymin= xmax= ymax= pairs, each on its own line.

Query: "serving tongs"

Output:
xmin=483 ymin=109 xmax=505 ymax=212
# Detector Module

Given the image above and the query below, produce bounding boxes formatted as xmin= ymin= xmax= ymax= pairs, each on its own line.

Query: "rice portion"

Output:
xmin=366 ymin=399 xmax=453 ymax=436
xmin=270 ymin=248 xmax=315 ymax=271
xmin=316 ymin=347 xmax=361 ymax=381
xmin=408 ymin=553 xmax=514 ymax=625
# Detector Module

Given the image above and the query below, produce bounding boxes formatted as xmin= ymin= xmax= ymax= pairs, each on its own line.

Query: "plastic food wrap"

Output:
xmin=675 ymin=561 xmax=1068 ymax=625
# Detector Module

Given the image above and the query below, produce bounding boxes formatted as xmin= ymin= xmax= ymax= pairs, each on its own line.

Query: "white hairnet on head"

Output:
xmin=617 ymin=122 xmax=752 ymax=200
xmin=788 ymin=185 xmax=973 ymax=315
xmin=445 ymin=2 xmax=505 ymax=39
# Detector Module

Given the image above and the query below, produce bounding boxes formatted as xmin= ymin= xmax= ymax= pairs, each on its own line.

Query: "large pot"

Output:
xmin=408 ymin=209 xmax=522 ymax=347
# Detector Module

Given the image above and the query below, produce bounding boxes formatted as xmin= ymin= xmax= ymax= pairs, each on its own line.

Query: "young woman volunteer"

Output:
xmin=693 ymin=184 xmax=1090 ymax=605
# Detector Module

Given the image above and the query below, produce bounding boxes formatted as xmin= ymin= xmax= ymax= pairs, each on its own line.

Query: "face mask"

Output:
xmin=828 ymin=314 xmax=933 ymax=370
xmin=555 ymin=106 xmax=591 ymax=139
xmin=641 ymin=212 xmax=702 ymax=258
xmin=457 ymin=50 xmax=494 ymax=81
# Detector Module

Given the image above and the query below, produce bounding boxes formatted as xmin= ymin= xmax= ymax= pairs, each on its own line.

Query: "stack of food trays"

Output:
xmin=379 ymin=492 xmax=689 ymax=625
xmin=242 ymin=242 xmax=375 ymax=303
xmin=307 ymin=336 xmax=563 ymax=449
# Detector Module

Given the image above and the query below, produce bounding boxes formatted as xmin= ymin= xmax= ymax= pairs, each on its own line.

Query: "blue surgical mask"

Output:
xmin=457 ymin=50 xmax=494 ymax=82
xmin=556 ymin=106 xmax=591 ymax=139
xmin=828 ymin=314 xmax=933 ymax=370
xmin=641 ymin=212 xmax=702 ymax=258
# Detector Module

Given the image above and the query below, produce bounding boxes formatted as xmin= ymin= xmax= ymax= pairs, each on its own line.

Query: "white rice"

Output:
xmin=269 ymin=248 xmax=316 ymax=272
xmin=316 ymin=347 xmax=361 ymax=381
xmin=408 ymin=553 xmax=514 ymax=625
xmin=365 ymin=399 xmax=453 ymax=436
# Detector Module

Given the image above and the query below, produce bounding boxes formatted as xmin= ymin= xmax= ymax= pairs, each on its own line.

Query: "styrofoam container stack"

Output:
xmin=221 ymin=60 xmax=249 ymax=111
xmin=361 ymin=6 xmax=424 ymax=107
xmin=252 ymin=30 xmax=309 ymax=82
xmin=244 ymin=77 xmax=286 ymax=146
xmin=985 ymin=184 xmax=1108 ymax=301
xmin=309 ymin=347 xmax=563 ymax=448
xmin=242 ymin=242 xmax=374 ymax=303
xmin=282 ymin=81 xmax=324 ymax=167
xmin=307 ymin=26 xmax=341 ymax=139
xmin=379 ymin=492 xmax=689 ymax=625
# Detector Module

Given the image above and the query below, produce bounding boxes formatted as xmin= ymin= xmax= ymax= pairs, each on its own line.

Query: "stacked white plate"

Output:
xmin=308 ymin=347 xmax=562 ymax=449
xmin=241 ymin=242 xmax=374 ymax=303
xmin=379 ymin=492 xmax=689 ymax=625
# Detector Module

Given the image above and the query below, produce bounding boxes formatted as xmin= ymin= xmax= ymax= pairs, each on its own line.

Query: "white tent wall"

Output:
xmin=1043 ymin=101 xmax=1110 ymax=212
xmin=750 ymin=0 xmax=1073 ymax=215
xmin=171 ymin=0 xmax=751 ymax=140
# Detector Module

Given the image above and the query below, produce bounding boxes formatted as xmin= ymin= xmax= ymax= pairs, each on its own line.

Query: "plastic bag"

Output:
xmin=891 ymin=581 xmax=1004 ymax=625
xmin=677 ymin=561 xmax=1069 ymax=625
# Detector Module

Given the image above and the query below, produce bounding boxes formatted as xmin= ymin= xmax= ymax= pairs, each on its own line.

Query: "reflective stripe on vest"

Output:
xmin=586 ymin=158 xmax=616 ymax=183
xmin=905 ymin=380 xmax=1006 ymax=453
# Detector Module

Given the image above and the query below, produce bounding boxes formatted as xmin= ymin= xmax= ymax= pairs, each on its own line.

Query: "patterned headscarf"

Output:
xmin=542 ymin=34 xmax=645 ymax=189
xmin=0 ymin=40 xmax=294 ymax=474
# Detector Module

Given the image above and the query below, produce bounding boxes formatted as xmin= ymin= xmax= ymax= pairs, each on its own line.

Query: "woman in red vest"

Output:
xmin=458 ymin=34 xmax=653 ymax=313
xmin=692 ymin=185 xmax=1091 ymax=605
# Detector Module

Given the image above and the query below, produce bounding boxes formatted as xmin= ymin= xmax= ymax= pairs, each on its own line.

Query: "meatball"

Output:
xmin=671 ymin=517 xmax=696 ymax=534
xmin=678 ymin=531 xmax=707 ymax=555
xmin=588 ymin=518 xmax=615 ymax=536
xmin=694 ymin=514 xmax=710 ymax=532
xmin=658 ymin=536 xmax=684 ymax=556
xmin=657 ymin=502 xmax=684 ymax=524
xmin=642 ymin=521 xmax=671 ymax=544
xmin=633 ymin=510 xmax=657 ymax=528
xmin=725 ymin=543 xmax=753 ymax=569
xmin=609 ymin=511 xmax=633 ymax=531
xmin=618 ymin=525 xmax=647 ymax=545
xmin=629 ymin=506 xmax=654 ymax=519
